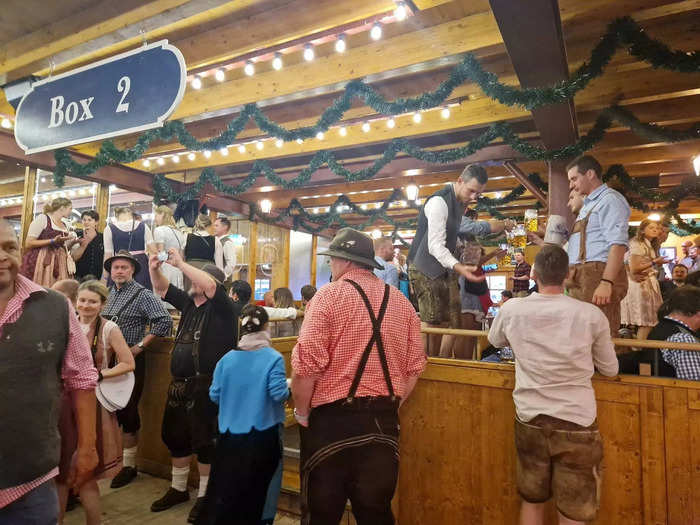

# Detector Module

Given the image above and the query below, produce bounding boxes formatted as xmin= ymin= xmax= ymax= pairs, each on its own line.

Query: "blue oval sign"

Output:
xmin=14 ymin=40 xmax=186 ymax=154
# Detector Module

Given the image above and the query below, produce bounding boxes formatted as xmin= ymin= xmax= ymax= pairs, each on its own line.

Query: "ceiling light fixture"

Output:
xmin=386 ymin=118 xmax=395 ymax=129
xmin=215 ymin=68 xmax=225 ymax=82
xmin=203 ymin=150 xmax=212 ymax=159
xmin=260 ymin=199 xmax=272 ymax=214
xmin=394 ymin=1 xmax=408 ymax=21
xmin=188 ymin=152 xmax=196 ymax=161
xmin=191 ymin=75 xmax=202 ymax=89
xmin=303 ymin=43 xmax=315 ymax=62
xmin=370 ymin=22 xmax=382 ymax=41
xmin=405 ymin=183 xmax=419 ymax=201
xmin=335 ymin=34 xmax=347 ymax=53
xmin=339 ymin=126 xmax=347 ymax=137
xmin=362 ymin=122 xmax=370 ymax=133
xmin=244 ymin=60 xmax=255 ymax=76
xmin=412 ymin=112 xmax=422 ymax=123
xmin=441 ymin=107 xmax=451 ymax=119
xmin=272 ymin=52 xmax=283 ymax=71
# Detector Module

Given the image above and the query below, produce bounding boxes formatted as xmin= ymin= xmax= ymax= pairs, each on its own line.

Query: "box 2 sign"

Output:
xmin=14 ymin=41 xmax=186 ymax=154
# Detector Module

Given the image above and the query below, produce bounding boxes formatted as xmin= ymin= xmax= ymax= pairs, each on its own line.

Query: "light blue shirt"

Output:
xmin=567 ymin=184 xmax=630 ymax=265
xmin=459 ymin=218 xmax=492 ymax=238
xmin=210 ymin=346 xmax=289 ymax=434
xmin=374 ymin=256 xmax=399 ymax=287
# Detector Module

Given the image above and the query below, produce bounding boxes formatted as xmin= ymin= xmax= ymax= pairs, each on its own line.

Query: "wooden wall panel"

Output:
xmin=664 ymin=387 xmax=691 ymax=525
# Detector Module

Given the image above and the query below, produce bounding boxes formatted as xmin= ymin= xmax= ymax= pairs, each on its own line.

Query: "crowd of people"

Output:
xmin=2 ymin=153 xmax=699 ymax=525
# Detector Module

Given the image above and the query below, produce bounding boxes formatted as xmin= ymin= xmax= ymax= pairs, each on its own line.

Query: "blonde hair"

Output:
xmin=43 ymin=197 xmax=72 ymax=214
xmin=78 ymin=279 xmax=110 ymax=303
xmin=154 ymin=205 xmax=176 ymax=227
xmin=194 ymin=213 xmax=212 ymax=232
xmin=114 ymin=206 xmax=133 ymax=219
xmin=273 ymin=287 xmax=294 ymax=308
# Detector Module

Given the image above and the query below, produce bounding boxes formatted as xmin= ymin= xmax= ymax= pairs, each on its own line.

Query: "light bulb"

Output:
xmin=313 ymin=208 xmax=319 ymax=214
xmin=361 ymin=204 xmax=367 ymax=210
xmin=191 ymin=76 xmax=202 ymax=89
xmin=272 ymin=53 xmax=283 ymax=70
xmin=339 ymin=126 xmax=347 ymax=137
xmin=238 ymin=145 xmax=246 ymax=154
xmin=275 ymin=139 xmax=283 ymax=148
xmin=694 ymin=155 xmax=700 ymax=176
xmin=1 ymin=118 xmax=12 ymax=129
xmin=370 ymin=23 xmax=382 ymax=41
xmin=386 ymin=118 xmax=395 ymax=129
xmin=316 ymin=131 xmax=324 ymax=140
xmin=171 ymin=155 xmax=180 ymax=163
xmin=394 ymin=1 xmax=408 ymax=21
xmin=203 ymin=150 xmax=212 ymax=159
xmin=648 ymin=213 xmax=661 ymax=221
xmin=220 ymin=147 xmax=229 ymax=156
xmin=371 ymin=229 xmax=382 ymax=239
xmin=362 ymin=122 xmax=370 ymax=133
xmin=156 ymin=157 xmax=165 ymax=166
xmin=406 ymin=184 xmax=419 ymax=201
xmin=244 ymin=60 xmax=255 ymax=76
xmin=40 ymin=177 xmax=46 ymax=183
xmin=260 ymin=199 xmax=272 ymax=214
xmin=335 ymin=34 xmax=346 ymax=53
xmin=256 ymin=141 xmax=264 ymax=150
xmin=68 ymin=190 xmax=76 ymax=197
xmin=412 ymin=112 xmax=422 ymax=123
xmin=188 ymin=152 xmax=196 ymax=161
xmin=303 ymin=44 xmax=315 ymax=62
xmin=215 ymin=68 xmax=225 ymax=82
xmin=142 ymin=159 xmax=151 ymax=168
xmin=441 ymin=107 xmax=451 ymax=119
xmin=296 ymin=138 xmax=303 ymax=144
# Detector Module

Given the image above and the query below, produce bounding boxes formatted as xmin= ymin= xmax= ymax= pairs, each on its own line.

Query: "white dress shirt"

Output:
xmin=424 ymin=193 xmax=459 ymax=271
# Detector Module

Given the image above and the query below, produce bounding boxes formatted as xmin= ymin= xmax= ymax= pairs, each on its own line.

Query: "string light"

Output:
xmin=648 ymin=213 xmax=661 ymax=221
xmin=694 ymin=155 xmax=700 ymax=176
xmin=191 ymin=75 xmax=202 ymax=89
xmin=202 ymin=150 xmax=211 ymax=159
xmin=303 ymin=44 xmax=315 ymax=62
xmin=215 ymin=68 xmax=225 ymax=82
xmin=1 ymin=118 xmax=11 ymax=129
xmin=371 ymin=229 xmax=382 ymax=239
xmin=386 ymin=118 xmax=396 ymax=129
xmin=238 ymin=145 xmax=246 ymax=153
xmin=370 ymin=22 xmax=382 ymax=41
xmin=362 ymin=122 xmax=371 ymax=133
xmin=296 ymin=138 xmax=303 ymax=144
xmin=244 ymin=60 xmax=255 ymax=76
xmin=360 ymin=204 xmax=368 ymax=210
xmin=260 ymin=199 xmax=272 ymax=213
xmin=394 ymin=1 xmax=408 ymax=21
xmin=156 ymin=157 xmax=165 ymax=166
xmin=142 ymin=159 xmax=151 ymax=168
xmin=441 ymin=107 xmax=451 ymax=119
xmin=188 ymin=152 xmax=196 ymax=161
xmin=335 ymin=34 xmax=346 ymax=53
xmin=338 ymin=126 xmax=347 ymax=137
xmin=316 ymin=131 xmax=324 ymax=140
xmin=172 ymin=154 xmax=180 ymax=163
xmin=220 ymin=147 xmax=229 ymax=156
xmin=412 ymin=112 xmax=422 ymax=123
xmin=275 ymin=139 xmax=283 ymax=148
xmin=272 ymin=53 xmax=283 ymax=71
xmin=256 ymin=141 xmax=264 ymax=150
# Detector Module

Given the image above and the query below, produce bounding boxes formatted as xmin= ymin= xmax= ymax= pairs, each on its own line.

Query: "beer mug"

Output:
xmin=524 ymin=209 xmax=538 ymax=233
xmin=511 ymin=224 xmax=527 ymax=249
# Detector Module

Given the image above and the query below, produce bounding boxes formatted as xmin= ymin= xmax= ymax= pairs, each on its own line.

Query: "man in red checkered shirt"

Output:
xmin=291 ymin=228 xmax=426 ymax=525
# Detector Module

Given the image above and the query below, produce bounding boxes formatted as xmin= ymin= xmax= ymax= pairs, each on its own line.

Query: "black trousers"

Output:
xmin=197 ymin=426 xmax=280 ymax=525
xmin=116 ymin=352 xmax=145 ymax=433
xmin=300 ymin=399 xmax=400 ymax=525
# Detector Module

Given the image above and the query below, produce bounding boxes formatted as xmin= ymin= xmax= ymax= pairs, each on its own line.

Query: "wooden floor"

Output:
xmin=63 ymin=473 xmax=300 ymax=524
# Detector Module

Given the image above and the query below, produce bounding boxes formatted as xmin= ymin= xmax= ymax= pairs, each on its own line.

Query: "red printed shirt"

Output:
xmin=0 ymin=275 xmax=97 ymax=508
xmin=292 ymin=268 xmax=425 ymax=408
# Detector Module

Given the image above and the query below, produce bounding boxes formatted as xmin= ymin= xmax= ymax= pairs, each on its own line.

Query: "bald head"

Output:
xmin=0 ymin=220 xmax=20 ymax=290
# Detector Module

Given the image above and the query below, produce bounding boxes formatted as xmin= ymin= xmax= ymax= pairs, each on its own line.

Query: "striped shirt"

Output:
xmin=102 ymin=279 xmax=172 ymax=346
xmin=0 ymin=275 xmax=97 ymax=508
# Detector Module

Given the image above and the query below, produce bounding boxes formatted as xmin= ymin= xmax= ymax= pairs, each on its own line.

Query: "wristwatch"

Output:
xmin=137 ymin=341 xmax=145 ymax=350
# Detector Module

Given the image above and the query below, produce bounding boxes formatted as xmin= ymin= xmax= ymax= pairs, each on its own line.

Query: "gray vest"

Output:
xmin=0 ymin=290 xmax=70 ymax=488
xmin=408 ymin=185 xmax=462 ymax=279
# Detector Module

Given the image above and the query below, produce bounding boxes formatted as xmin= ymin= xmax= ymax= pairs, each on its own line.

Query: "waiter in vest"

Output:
xmin=292 ymin=228 xmax=426 ymax=525
xmin=566 ymin=155 xmax=630 ymax=339
xmin=407 ymin=164 xmax=491 ymax=357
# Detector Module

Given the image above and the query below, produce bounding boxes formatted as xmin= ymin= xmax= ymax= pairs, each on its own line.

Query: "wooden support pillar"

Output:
xmin=95 ymin=183 xmax=110 ymax=232
xmin=248 ymin=221 xmax=258 ymax=294
xmin=310 ymin=235 xmax=318 ymax=287
xmin=20 ymin=166 xmax=37 ymax=248
xmin=281 ymin=229 xmax=290 ymax=288
xmin=548 ymin=160 xmax=574 ymax=228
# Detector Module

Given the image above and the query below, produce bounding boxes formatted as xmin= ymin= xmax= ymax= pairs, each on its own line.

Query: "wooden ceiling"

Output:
xmin=0 ymin=0 xmax=699 ymax=236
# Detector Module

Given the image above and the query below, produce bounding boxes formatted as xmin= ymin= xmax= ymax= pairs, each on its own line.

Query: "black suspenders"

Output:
xmin=344 ymin=280 xmax=396 ymax=402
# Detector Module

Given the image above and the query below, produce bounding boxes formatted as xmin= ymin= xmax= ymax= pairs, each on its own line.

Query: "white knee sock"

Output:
xmin=197 ymin=475 xmax=209 ymax=498
xmin=122 ymin=446 xmax=137 ymax=468
xmin=171 ymin=465 xmax=190 ymax=492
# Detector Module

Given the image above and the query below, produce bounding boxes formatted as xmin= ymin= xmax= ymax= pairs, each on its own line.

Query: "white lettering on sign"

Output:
xmin=116 ymin=76 xmax=130 ymax=113
xmin=47 ymin=95 xmax=96 ymax=128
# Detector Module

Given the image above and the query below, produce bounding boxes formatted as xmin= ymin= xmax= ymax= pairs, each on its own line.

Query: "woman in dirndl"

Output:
xmin=102 ymin=206 xmax=153 ymax=289
xmin=183 ymin=214 xmax=224 ymax=290
xmin=56 ymin=280 xmax=135 ymax=525
xmin=20 ymin=197 xmax=79 ymax=287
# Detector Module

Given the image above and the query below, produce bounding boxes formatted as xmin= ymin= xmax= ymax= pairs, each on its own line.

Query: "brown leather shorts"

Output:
xmin=515 ymin=415 xmax=604 ymax=522
xmin=408 ymin=265 xmax=460 ymax=326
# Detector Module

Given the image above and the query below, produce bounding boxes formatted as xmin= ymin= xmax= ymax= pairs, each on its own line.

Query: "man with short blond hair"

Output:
xmin=489 ymin=244 xmax=618 ymax=525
